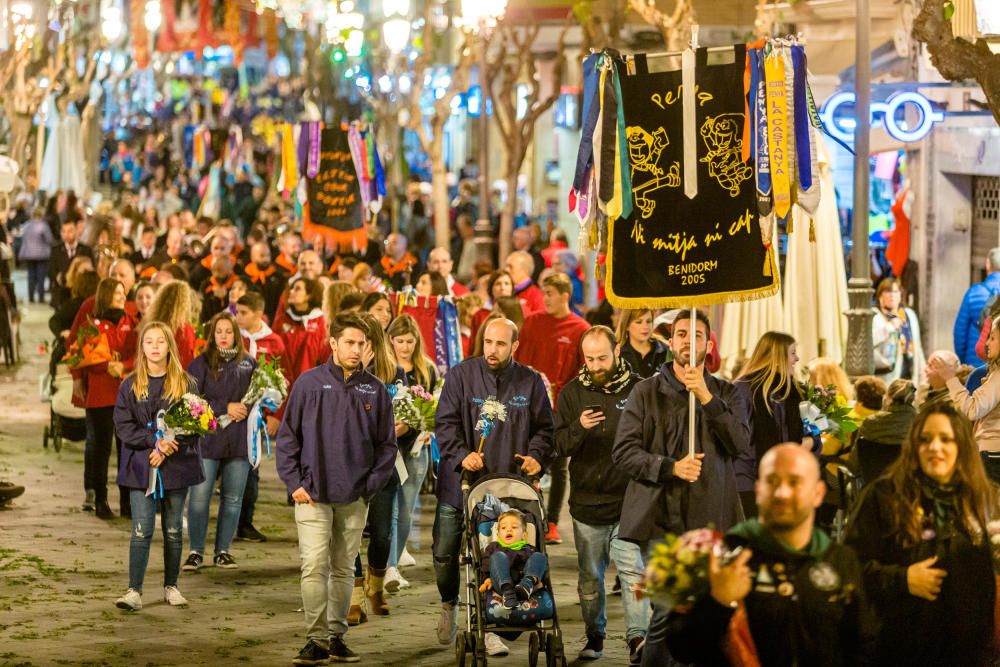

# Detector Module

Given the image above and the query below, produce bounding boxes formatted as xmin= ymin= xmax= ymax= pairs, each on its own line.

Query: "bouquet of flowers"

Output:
xmin=243 ymin=355 xmax=289 ymax=406
xmin=475 ymin=397 xmax=508 ymax=453
xmin=799 ymin=382 xmax=860 ymax=436
xmin=387 ymin=381 xmax=439 ymax=432
xmin=639 ymin=528 xmax=762 ymax=666
xmin=148 ymin=394 xmax=217 ymax=499
xmin=638 ymin=528 xmax=722 ymax=608
xmin=192 ymin=320 xmax=208 ymax=358
xmin=162 ymin=393 xmax=218 ymax=437
xmin=217 ymin=355 xmax=289 ymax=429
xmin=62 ymin=317 xmax=113 ymax=369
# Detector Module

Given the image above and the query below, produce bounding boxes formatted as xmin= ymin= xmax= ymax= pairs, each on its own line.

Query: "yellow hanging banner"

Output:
xmin=764 ymin=54 xmax=791 ymax=220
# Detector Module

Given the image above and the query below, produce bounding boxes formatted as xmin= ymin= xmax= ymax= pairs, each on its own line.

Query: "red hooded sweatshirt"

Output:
xmin=273 ymin=308 xmax=331 ymax=385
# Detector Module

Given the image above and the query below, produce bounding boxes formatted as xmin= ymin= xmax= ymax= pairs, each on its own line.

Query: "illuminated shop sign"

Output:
xmin=820 ymin=91 xmax=946 ymax=144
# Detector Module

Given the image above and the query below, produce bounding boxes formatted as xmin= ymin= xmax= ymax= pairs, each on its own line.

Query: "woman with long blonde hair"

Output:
xmin=384 ymin=315 xmax=439 ymax=591
xmin=113 ymin=320 xmax=202 ymax=612
xmin=146 ymin=281 xmax=197 ymax=368
xmin=733 ymin=332 xmax=804 ymax=516
xmin=616 ymin=309 xmax=669 ymax=378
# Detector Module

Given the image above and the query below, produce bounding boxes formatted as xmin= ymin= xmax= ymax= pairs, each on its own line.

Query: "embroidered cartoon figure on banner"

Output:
xmin=699 ymin=114 xmax=752 ymax=197
xmin=627 ymin=126 xmax=680 ymax=219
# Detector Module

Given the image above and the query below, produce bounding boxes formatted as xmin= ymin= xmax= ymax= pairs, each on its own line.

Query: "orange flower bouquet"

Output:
xmin=62 ymin=318 xmax=114 ymax=369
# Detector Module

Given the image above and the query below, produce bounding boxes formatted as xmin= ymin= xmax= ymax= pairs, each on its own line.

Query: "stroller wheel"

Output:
xmin=528 ymin=632 xmax=540 ymax=667
xmin=545 ymin=634 xmax=564 ymax=667
xmin=455 ymin=632 xmax=469 ymax=667
xmin=53 ymin=431 xmax=62 ymax=453
xmin=42 ymin=425 xmax=49 ymax=449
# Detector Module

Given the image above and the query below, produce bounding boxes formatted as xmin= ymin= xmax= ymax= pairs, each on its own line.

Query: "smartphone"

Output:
xmin=585 ymin=405 xmax=603 ymax=414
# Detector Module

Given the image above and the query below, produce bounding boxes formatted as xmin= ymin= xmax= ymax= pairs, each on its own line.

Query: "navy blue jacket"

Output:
xmin=188 ymin=353 xmax=257 ymax=460
xmin=276 ymin=360 xmax=397 ymax=504
xmin=434 ymin=357 xmax=555 ymax=509
xmin=954 ymin=272 xmax=1000 ymax=365
xmin=114 ymin=376 xmax=204 ymax=491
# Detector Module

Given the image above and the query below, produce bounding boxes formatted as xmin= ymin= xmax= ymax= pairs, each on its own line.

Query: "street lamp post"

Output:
xmin=459 ymin=0 xmax=507 ymax=269
xmin=844 ymin=0 xmax=875 ymax=377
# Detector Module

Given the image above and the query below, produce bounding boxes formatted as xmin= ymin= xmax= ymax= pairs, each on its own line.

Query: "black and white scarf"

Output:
xmin=578 ymin=357 xmax=633 ymax=395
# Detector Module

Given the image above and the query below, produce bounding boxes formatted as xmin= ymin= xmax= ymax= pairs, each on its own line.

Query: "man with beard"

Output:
xmin=612 ymin=309 xmax=749 ymax=665
xmin=432 ymin=318 xmax=555 ymax=656
xmin=664 ymin=445 xmax=876 ymax=666
xmin=554 ymin=327 xmax=648 ymax=663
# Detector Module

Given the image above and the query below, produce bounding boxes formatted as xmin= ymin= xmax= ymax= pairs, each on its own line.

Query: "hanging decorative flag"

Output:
xmin=764 ymin=52 xmax=791 ymax=221
xmin=303 ymin=127 xmax=366 ymax=253
xmin=603 ymin=45 xmax=776 ymax=308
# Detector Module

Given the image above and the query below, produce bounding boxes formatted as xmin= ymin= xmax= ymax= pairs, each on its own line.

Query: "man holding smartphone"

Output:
xmin=554 ymin=326 xmax=647 ymax=663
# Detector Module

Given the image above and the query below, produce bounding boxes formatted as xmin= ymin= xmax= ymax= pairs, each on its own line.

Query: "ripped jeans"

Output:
xmin=128 ymin=488 xmax=188 ymax=592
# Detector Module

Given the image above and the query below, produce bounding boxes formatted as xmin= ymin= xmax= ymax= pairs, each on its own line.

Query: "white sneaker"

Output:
xmin=163 ymin=585 xmax=188 ymax=607
xmin=484 ymin=633 xmax=510 ymax=656
xmin=384 ymin=566 xmax=410 ymax=593
xmin=398 ymin=548 xmax=417 ymax=568
xmin=115 ymin=588 xmax=142 ymax=611
xmin=437 ymin=602 xmax=458 ymax=645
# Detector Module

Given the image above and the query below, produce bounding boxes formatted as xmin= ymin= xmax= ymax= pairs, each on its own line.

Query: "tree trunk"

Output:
xmin=430 ymin=135 xmax=450 ymax=250
xmin=499 ymin=170 xmax=518 ymax=262
xmin=7 ymin=113 xmax=33 ymax=178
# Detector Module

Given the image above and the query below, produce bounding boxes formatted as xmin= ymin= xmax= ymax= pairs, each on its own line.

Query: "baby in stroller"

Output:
xmin=479 ymin=510 xmax=549 ymax=612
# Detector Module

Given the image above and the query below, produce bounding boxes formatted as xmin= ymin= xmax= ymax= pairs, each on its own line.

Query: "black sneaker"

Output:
xmin=214 ymin=552 xmax=238 ymax=569
xmin=329 ymin=635 xmax=360 ymax=663
xmin=501 ymin=585 xmax=518 ymax=609
xmin=579 ymin=635 xmax=604 ymax=660
xmin=182 ymin=552 xmax=204 ymax=572
xmin=292 ymin=639 xmax=329 ymax=665
xmin=628 ymin=636 xmax=645 ymax=665
xmin=235 ymin=525 xmax=267 ymax=542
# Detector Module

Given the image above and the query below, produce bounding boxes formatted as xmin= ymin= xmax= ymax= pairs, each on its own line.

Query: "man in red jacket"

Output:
xmin=504 ymin=251 xmax=544 ymax=316
xmin=515 ymin=271 xmax=590 ymax=545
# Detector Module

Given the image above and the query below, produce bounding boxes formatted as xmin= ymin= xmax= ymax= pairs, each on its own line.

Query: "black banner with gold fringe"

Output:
xmin=605 ymin=45 xmax=779 ymax=308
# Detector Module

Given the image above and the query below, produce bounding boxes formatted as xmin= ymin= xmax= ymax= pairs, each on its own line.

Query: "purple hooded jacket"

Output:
xmin=434 ymin=357 xmax=555 ymax=509
xmin=276 ymin=359 xmax=397 ymax=504
xmin=188 ymin=353 xmax=257 ymax=460
xmin=113 ymin=375 xmax=204 ymax=491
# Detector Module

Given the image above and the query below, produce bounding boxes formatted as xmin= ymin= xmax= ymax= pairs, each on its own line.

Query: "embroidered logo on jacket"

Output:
xmin=509 ymin=395 xmax=529 ymax=408
xmin=354 ymin=384 xmax=377 ymax=395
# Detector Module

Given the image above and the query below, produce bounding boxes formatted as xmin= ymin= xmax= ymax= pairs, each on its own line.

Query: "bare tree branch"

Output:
xmin=913 ymin=0 xmax=1000 ymax=126
xmin=627 ymin=0 xmax=696 ymax=51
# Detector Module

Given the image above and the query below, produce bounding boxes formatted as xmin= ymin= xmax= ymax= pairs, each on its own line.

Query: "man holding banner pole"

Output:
xmin=612 ymin=308 xmax=749 ymax=664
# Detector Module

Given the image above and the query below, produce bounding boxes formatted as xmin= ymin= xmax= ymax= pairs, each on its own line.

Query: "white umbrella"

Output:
xmin=719 ymin=215 xmax=785 ymax=377
xmin=781 ymin=138 xmax=849 ymax=365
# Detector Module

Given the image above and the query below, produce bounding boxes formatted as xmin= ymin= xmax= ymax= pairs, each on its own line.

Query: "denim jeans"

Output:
xmin=489 ymin=550 xmax=547 ymax=588
xmin=128 ymin=488 xmax=188 ymax=592
xmin=389 ymin=446 xmax=430 ymax=568
xmin=296 ymin=498 xmax=368 ymax=640
xmin=353 ymin=475 xmax=399 ymax=576
xmin=85 ymin=407 xmax=115 ymax=504
xmin=432 ymin=501 xmax=464 ymax=604
xmin=187 ymin=457 xmax=250 ymax=555
xmin=572 ymin=519 xmax=649 ymax=641
xmin=238 ymin=466 xmax=259 ymax=530
xmin=547 ymin=456 xmax=569 ymax=525
xmin=26 ymin=259 xmax=47 ymax=302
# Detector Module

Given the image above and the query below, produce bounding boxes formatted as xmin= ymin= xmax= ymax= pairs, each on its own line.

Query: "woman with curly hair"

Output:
xmin=146 ymin=281 xmax=197 ymax=369
xmin=846 ymin=402 xmax=999 ymax=665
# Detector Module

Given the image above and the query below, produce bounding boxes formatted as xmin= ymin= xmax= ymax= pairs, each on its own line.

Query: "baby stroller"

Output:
xmin=457 ymin=473 xmax=565 ymax=667
xmin=41 ymin=336 xmax=86 ymax=452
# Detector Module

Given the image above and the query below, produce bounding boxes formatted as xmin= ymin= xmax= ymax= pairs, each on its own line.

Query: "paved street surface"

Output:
xmin=0 ymin=283 xmax=632 ymax=666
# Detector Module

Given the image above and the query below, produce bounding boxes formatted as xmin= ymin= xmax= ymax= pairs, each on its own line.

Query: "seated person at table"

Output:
xmin=479 ymin=511 xmax=548 ymax=609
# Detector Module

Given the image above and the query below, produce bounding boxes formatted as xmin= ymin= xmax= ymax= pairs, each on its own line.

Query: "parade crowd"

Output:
xmin=8 ymin=154 xmax=1000 ymax=666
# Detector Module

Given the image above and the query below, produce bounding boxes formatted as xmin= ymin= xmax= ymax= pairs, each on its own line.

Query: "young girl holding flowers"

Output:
xmin=113 ymin=320 xmax=204 ymax=611
xmin=184 ymin=312 xmax=256 ymax=571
